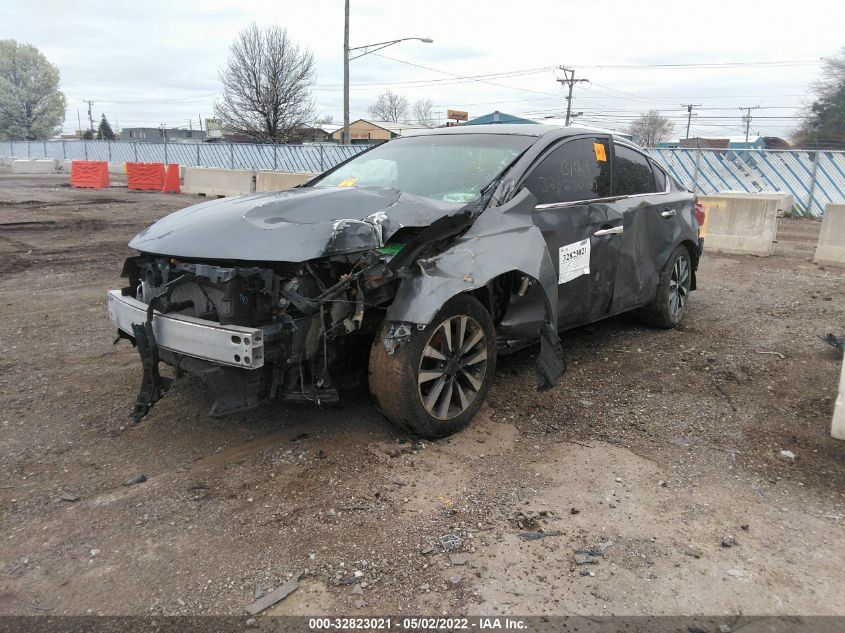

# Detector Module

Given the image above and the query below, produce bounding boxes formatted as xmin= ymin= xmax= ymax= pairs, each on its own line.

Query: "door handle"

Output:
xmin=661 ymin=209 xmax=677 ymax=218
xmin=594 ymin=226 xmax=623 ymax=237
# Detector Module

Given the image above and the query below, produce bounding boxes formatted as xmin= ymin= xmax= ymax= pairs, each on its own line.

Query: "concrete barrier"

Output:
xmin=255 ymin=171 xmax=316 ymax=193
xmin=182 ymin=167 xmax=255 ymax=197
xmin=707 ymin=191 xmax=794 ymax=216
xmin=12 ymin=159 xmax=58 ymax=174
xmin=698 ymin=194 xmax=783 ymax=256
xmin=814 ymin=203 xmax=845 ymax=266
xmin=834 ymin=356 xmax=845 ymax=440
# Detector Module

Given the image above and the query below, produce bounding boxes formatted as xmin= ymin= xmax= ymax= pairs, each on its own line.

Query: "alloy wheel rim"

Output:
xmin=417 ymin=315 xmax=488 ymax=420
xmin=669 ymin=255 xmax=690 ymax=319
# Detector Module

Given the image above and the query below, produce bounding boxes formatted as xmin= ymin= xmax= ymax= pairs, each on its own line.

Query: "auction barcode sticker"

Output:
xmin=558 ymin=238 xmax=591 ymax=284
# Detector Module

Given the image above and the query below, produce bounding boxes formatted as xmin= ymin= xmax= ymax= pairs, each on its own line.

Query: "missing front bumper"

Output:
xmin=107 ymin=290 xmax=265 ymax=369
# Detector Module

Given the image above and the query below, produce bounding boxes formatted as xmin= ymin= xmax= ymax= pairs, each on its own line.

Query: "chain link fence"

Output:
xmin=647 ymin=148 xmax=845 ymax=217
xmin=1 ymin=140 xmax=370 ymax=174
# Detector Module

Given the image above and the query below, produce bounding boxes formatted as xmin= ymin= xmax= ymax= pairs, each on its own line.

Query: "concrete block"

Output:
xmin=255 ymin=171 xmax=316 ymax=193
xmin=182 ymin=167 xmax=255 ymax=197
xmin=698 ymin=194 xmax=780 ymax=256
xmin=814 ymin=204 xmax=845 ymax=266
xmin=833 ymin=356 xmax=845 ymax=440
xmin=12 ymin=159 xmax=58 ymax=174
xmin=709 ymin=191 xmax=794 ymax=216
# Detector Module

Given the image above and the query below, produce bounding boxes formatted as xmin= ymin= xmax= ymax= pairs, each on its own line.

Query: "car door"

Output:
xmin=520 ymin=135 xmax=624 ymax=330
xmin=609 ymin=142 xmax=687 ymax=314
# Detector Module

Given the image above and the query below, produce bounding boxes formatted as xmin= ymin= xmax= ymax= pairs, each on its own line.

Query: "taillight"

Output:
xmin=694 ymin=198 xmax=705 ymax=227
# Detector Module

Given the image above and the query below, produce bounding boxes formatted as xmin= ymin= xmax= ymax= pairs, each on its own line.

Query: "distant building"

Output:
xmin=291 ymin=124 xmax=342 ymax=143
xmin=328 ymin=119 xmax=431 ymax=144
xmin=122 ymin=127 xmax=207 ymax=143
xmin=464 ymin=111 xmax=536 ymax=125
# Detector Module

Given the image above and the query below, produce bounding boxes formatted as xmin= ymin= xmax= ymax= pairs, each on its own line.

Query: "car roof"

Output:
xmin=401 ymin=123 xmax=633 ymax=144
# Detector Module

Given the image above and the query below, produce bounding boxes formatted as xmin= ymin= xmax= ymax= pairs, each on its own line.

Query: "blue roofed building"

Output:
xmin=464 ymin=111 xmax=537 ymax=125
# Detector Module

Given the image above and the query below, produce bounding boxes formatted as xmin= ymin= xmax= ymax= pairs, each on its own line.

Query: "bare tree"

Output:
xmin=215 ymin=24 xmax=315 ymax=142
xmin=314 ymin=114 xmax=334 ymax=125
xmin=628 ymin=110 xmax=674 ymax=147
xmin=367 ymin=90 xmax=409 ymax=122
xmin=413 ymin=98 xmax=435 ymax=126
xmin=793 ymin=47 xmax=845 ymax=149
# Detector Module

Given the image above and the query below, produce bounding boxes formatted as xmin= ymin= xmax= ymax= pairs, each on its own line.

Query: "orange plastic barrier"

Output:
xmin=126 ymin=162 xmax=166 ymax=191
xmin=70 ymin=161 xmax=109 ymax=189
xmin=161 ymin=164 xmax=181 ymax=194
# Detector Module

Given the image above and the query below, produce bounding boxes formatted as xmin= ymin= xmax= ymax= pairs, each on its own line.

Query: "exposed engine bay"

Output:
xmin=119 ymin=246 xmax=403 ymax=420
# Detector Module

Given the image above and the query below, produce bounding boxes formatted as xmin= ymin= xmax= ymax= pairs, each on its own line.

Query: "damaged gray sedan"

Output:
xmin=108 ymin=124 xmax=703 ymax=438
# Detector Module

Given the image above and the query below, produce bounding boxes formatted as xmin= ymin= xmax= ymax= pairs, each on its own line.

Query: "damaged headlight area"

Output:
xmin=113 ymin=250 xmax=402 ymax=422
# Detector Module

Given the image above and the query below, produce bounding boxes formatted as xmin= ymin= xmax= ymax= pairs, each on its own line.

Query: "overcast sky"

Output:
xmin=2 ymin=0 xmax=843 ymax=139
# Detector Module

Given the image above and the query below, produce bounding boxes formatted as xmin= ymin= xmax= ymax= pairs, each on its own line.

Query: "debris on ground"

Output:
xmin=779 ymin=450 xmax=796 ymax=462
xmin=244 ymin=572 xmax=301 ymax=615
xmin=820 ymin=333 xmax=845 ymax=355
xmin=439 ymin=534 xmax=462 ymax=551
xmin=123 ymin=475 xmax=147 ymax=486
xmin=56 ymin=492 xmax=80 ymax=503
xmin=725 ymin=569 xmax=746 ymax=578
xmin=448 ymin=553 xmax=470 ymax=566
xmin=511 ymin=509 xmax=552 ymax=529
xmin=685 ymin=547 xmax=704 ymax=559
xmin=519 ymin=530 xmax=563 ymax=541
xmin=721 ymin=537 xmax=739 ymax=548
xmin=574 ymin=552 xmax=602 ymax=565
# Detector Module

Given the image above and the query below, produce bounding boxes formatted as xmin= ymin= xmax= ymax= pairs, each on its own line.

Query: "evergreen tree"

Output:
xmin=96 ymin=113 xmax=114 ymax=140
xmin=82 ymin=129 xmax=93 ymax=140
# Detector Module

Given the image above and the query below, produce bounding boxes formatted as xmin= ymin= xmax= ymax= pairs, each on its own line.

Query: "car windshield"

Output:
xmin=312 ymin=134 xmax=534 ymax=203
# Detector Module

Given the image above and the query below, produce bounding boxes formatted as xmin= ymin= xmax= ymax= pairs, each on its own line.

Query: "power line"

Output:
xmin=569 ymin=59 xmax=820 ymax=69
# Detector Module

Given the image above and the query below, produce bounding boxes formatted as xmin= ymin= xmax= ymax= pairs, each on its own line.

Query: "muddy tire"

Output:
xmin=638 ymin=244 xmax=693 ymax=328
xmin=368 ymin=295 xmax=497 ymax=439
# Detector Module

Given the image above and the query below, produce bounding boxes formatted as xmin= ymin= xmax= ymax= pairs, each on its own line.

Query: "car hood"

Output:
xmin=129 ymin=186 xmax=468 ymax=261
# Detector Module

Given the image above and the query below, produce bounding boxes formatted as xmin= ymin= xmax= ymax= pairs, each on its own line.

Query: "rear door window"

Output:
xmin=523 ymin=137 xmax=611 ymax=205
xmin=613 ymin=144 xmax=657 ymax=196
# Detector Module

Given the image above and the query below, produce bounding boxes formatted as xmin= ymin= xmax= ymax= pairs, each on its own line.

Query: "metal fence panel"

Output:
xmin=647 ymin=147 xmax=845 ymax=216
xmin=6 ymin=141 xmax=842 ymax=217
xmin=1 ymin=140 xmax=369 ymax=175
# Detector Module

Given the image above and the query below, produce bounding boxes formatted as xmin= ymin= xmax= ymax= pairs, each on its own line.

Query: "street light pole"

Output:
xmin=343 ymin=0 xmax=350 ymax=145
xmin=341 ymin=2 xmax=432 ymax=145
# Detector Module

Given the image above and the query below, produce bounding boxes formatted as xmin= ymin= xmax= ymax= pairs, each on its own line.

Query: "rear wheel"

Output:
xmin=369 ymin=295 xmax=496 ymax=438
xmin=638 ymin=245 xmax=692 ymax=328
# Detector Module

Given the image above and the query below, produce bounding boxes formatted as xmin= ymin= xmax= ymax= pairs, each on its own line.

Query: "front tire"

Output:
xmin=638 ymin=245 xmax=692 ymax=328
xmin=368 ymin=295 xmax=497 ymax=439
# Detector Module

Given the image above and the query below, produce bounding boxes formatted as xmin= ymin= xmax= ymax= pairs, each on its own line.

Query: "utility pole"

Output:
xmin=342 ymin=0 xmax=350 ymax=145
xmin=680 ymin=104 xmax=701 ymax=139
xmin=76 ymin=109 xmax=82 ymax=139
xmin=84 ymin=100 xmax=95 ymax=133
xmin=557 ymin=67 xmax=589 ymax=125
xmin=740 ymin=105 xmax=760 ymax=143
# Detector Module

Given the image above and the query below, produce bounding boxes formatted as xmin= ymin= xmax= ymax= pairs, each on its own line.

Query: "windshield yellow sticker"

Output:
xmin=558 ymin=239 xmax=591 ymax=284
xmin=593 ymin=143 xmax=607 ymax=162
xmin=338 ymin=178 xmax=358 ymax=187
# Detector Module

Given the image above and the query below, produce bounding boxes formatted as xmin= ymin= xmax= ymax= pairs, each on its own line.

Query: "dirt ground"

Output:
xmin=1 ymin=174 xmax=844 ymax=617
